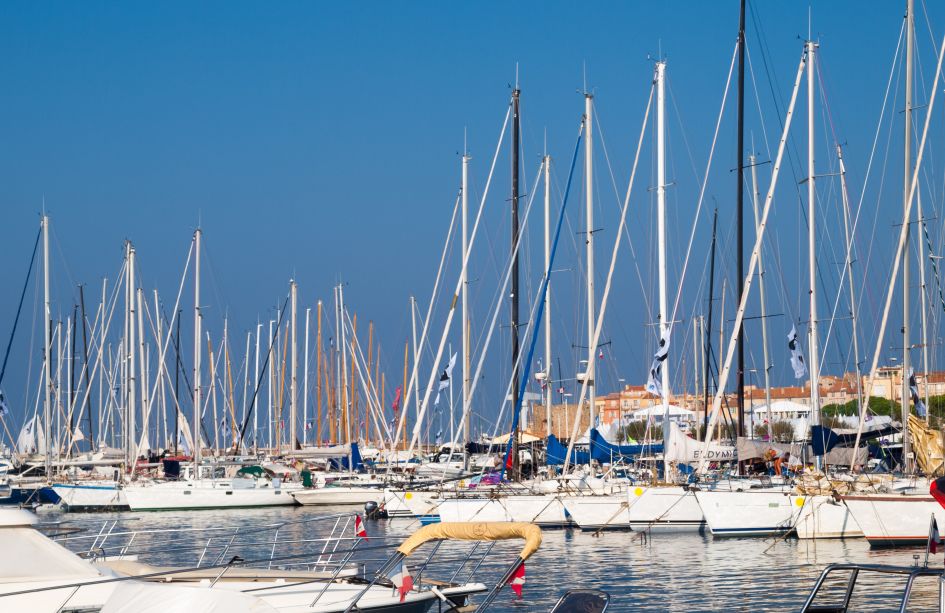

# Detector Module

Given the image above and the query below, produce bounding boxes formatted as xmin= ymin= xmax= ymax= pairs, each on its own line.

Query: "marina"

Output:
xmin=6 ymin=0 xmax=945 ymax=610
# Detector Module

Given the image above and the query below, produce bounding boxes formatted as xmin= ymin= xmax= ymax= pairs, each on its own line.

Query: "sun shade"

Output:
xmin=397 ymin=522 xmax=542 ymax=560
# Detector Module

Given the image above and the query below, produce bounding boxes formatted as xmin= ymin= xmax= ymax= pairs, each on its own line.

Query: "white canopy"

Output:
xmin=630 ymin=405 xmax=695 ymax=420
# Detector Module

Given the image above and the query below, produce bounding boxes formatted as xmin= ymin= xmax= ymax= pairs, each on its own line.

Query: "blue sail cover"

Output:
xmin=545 ymin=435 xmax=590 ymax=465
xmin=329 ymin=442 xmax=364 ymax=471
xmin=589 ymin=428 xmax=663 ymax=463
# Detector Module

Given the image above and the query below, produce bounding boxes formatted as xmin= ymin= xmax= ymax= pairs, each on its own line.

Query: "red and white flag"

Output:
xmin=931 ymin=517 xmax=940 ymax=554
xmin=388 ymin=562 xmax=413 ymax=602
xmin=354 ymin=514 xmax=367 ymax=539
xmin=508 ymin=561 xmax=525 ymax=598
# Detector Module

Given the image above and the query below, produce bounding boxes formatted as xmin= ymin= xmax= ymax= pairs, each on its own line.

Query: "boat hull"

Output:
xmin=49 ymin=483 xmax=129 ymax=512
xmin=564 ymin=486 xmax=704 ymax=532
xmin=292 ymin=486 xmax=384 ymax=506
xmin=437 ymin=494 xmax=572 ymax=527
xmin=124 ymin=481 xmax=301 ymax=511
xmin=843 ymin=495 xmax=945 ymax=547
xmin=794 ymin=495 xmax=862 ymax=539
xmin=695 ymin=489 xmax=801 ymax=537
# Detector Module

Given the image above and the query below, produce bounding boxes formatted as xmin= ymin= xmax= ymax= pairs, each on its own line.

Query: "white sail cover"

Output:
xmin=664 ymin=422 xmax=735 ymax=464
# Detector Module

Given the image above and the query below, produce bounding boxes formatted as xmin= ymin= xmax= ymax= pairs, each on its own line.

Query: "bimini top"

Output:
xmin=397 ymin=522 xmax=542 ymax=561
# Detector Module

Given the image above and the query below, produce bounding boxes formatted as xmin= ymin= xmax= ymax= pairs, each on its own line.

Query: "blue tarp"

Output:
xmin=329 ymin=442 xmax=364 ymax=471
xmin=545 ymin=435 xmax=590 ymax=465
xmin=589 ymin=428 xmax=663 ymax=463
xmin=811 ymin=424 xmax=901 ymax=456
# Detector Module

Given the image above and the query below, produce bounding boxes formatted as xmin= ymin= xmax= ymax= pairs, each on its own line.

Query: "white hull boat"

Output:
xmin=50 ymin=481 xmax=129 ymax=512
xmin=564 ymin=485 xmax=703 ymax=532
xmin=437 ymin=494 xmax=571 ymax=527
xmin=843 ymin=494 xmax=945 ymax=547
xmin=292 ymin=486 xmax=385 ymax=506
xmin=124 ymin=478 xmax=302 ymax=511
xmin=695 ymin=489 xmax=802 ymax=537
xmin=794 ymin=495 xmax=862 ymax=539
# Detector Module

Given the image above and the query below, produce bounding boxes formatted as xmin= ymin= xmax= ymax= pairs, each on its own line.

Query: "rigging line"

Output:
xmin=0 ymin=226 xmax=41 ymax=390
xmin=668 ymin=38 xmax=738 ymax=326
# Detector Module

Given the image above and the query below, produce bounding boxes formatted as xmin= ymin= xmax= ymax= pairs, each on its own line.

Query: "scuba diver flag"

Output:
xmin=354 ymin=514 xmax=368 ymax=539
xmin=645 ymin=328 xmax=671 ymax=399
xmin=787 ymin=326 xmax=808 ymax=379
xmin=388 ymin=562 xmax=414 ymax=602
xmin=508 ymin=561 xmax=526 ymax=598
xmin=909 ymin=368 xmax=928 ymax=418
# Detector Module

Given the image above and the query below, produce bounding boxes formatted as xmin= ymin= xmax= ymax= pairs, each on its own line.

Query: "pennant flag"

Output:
xmin=931 ymin=516 xmax=941 ymax=555
xmin=788 ymin=326 xmax=808 ymax=379
xmin=556 ymin=385 xmax=565 ymax=395
xmin=0 ymin=390 xmax=9 ymax=416
xmin=73 ymin=426 xmax=86 ymax=442
xmin=598 ymin=348 xmax=604 ymax=360
xmin=391 ymin=386 xmax=402 ymax=414
xmin=388 ymin=562 xmax=414 ymax=602
xmin=645 ymin=328 xmax=671 ymax=398
xmin=508 ymin=561 xmax=526 ymax=598
xmin=909 ymin=368 xmax=928 ymax=418
xmin=354 ymin=514 xmax=368 ymax=539
xmin=434 ymin=353 xmax=458 ymax=407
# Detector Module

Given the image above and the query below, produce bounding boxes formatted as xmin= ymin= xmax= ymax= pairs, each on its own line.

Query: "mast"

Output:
xmin=837 ymin=145 xmax=865 ymax=432
xmin=289 ymin=280 xmax=297 ymax=451
xmin=543 ymin=153 xmax=553 ymax=437
xmin=410 ymin=296 xmax=420 ymax=448
xmin=338 ymin=285 xmax=352 ymax=473
xmin=703 ymin=209 xmax=718 ymax=441
xmin=254 ymin=322 xmax=261 ymax=452
xmin=79 ymin=285 xmax=93 ymax=449
xmin=510 ymin=86 xmax=521 ymax=480
xmin=656 ymin=61 xmax=671 ymax=459
xmin=806 ymin=40 xmax=823 ymax=471
xmin=42 ymin=215 xmax=52 ymax=479
xmin=462 ymin=148 xmax=471 ymax=462
xmin=902 ymin=0 xmax=915 ymax=467
xmin=749 ymin=154 xmax=774 ymax=439
xmin=127 ymin=243 xmax=137 ymax=470
xmin=316 ymin=301 xmax=323 ymax=444
xmin=584 ymin=92 xmax=597 ymax=431
xmin=303 ymin=306 xmax=310 ymax=445
xmin=735 ymin=0 xmax=747 ymax=439
xmin=193 ymin=228 xmax=202 ymax=475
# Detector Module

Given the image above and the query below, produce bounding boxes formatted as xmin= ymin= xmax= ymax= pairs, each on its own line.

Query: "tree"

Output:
xmin=753 ymin=420 xmax=793 ymax=443
xmin=621 ymin=421 xmax=663 ymax=442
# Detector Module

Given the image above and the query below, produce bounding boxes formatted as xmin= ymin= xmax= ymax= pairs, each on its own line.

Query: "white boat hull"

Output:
xmin=564 ymin=486 xmax=703 ymax=532
xmin=794 ymin=495 xmax=862 ymax=539
xmin=124 ymin=480 xmax=301 ymax=511
xmin=843 ymin=494 xmax=945 ymax=547
xmin=437 ymin=494 xmax=571 ymax=526
xmin=695 ymin=489 xmax=801 ymax=537
xmin=291 ymin=486 xmax=384 ymax=506
xmin=51 ymin=482 xmax=128 ymax=511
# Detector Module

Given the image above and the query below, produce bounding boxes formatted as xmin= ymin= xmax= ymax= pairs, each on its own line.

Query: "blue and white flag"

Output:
xmin=788 ymin=326 xmax=808 ymax=379
xmin=910 ymin=368 xmax=928 ymax=418
xmin=434 ymin=352 xmax=457 ymax=407
xmin=0 ymin=390 xmax=9 ymax=417
xmin=645 ymin=328 xmax=671 ymax=399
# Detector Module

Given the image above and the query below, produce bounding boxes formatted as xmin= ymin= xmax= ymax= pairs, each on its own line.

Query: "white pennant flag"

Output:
xmin=73 ymin=426 xmax=86 ymax=442
xmin=434 ymin=352 xmax=458 ymax=407
xmin=787 ymin=326 xmax=808 ymax=379
xmin=645 ymin=327 xmax=671 ymax=399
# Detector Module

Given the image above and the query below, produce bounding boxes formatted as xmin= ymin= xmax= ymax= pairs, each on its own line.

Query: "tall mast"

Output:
xmin=510 ymin=86 xmax=521 ymax=479
xmin=749 ymin=154 xmax=773 ymax=439
xmin=735 ymin=0 xmax=747 ymax=439
xmin=253 ymin=323 xmax=260 ymax=452
xmin=303 ymin=306 xmax=310 ymax=445
xmin=334 ymin=287 xmax=342 ymax=445
xmin=543 ymin=153 xmax=553 ymax=437
xmin=410 ymin=296 xmax=420 ymax=450
xmin=703 ymin=210 xmax=718 ymax=441
xmin=656 ymin=61 xmax=671 ymax=457
xmin=289 ymin=279 xmax=298 ymax=451
xmin=127 ymin=244 xmax=137 ymax=470
xmin=338 ymin=285 xmax=352 ymax=473
xmin=462 ymin=148 xmax=471 ymax=461
xmin=316 ymin=301 xmax=323 ymax=444
xmin=806 ymin=40 xmax=822 ymax=471
xmin=42 ymin=215 xmax=52 ymax=479
xmin=584 ymin=92 xmax=597 ymax=430
xmin=837 ymin=145 xmax=865 ymax=430
xmin=902 ymin=0 xmax=915 ymax=468
xmin=193 ymin=228 xmax=202 ymax=475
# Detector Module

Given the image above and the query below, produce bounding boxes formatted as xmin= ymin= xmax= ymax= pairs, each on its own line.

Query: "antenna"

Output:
xmin=515 ymin=62 xmax=519 ymax=89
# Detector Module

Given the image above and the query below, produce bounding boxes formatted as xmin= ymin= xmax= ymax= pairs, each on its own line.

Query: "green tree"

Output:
xmin=621 ymin=421 xmax=663 ymax=442
xmin=752 ymin=420 xmax=794 ymax=442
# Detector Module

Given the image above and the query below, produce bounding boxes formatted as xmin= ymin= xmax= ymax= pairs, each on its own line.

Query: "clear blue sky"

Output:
xmin=1 ymin=1 xmax=942 ymax=439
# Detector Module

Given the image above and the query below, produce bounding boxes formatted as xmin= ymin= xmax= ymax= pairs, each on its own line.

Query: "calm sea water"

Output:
xmin=41 ymin=506 xmax=942 ymax=612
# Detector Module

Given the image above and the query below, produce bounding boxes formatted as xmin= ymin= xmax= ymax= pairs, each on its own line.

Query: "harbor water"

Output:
xmin=41 ymin=506 xmax=940 ymax=612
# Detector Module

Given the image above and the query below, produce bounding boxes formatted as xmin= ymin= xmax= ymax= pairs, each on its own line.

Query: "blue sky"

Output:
xmin=1 ymin=1 xmax=943 ymax=441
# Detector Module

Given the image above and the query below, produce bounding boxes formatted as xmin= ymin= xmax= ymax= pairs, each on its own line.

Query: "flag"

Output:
xmin=508 ymin=561 xmax=526 ymax=598
xmin=909 ymin=368 xmax=928 ymax=418
xmin=645 ymin=328 xmax=671 ymax=398
xmin=0 ymin=390 xmax=9 ymax=416
xmin=788 ymin=326 xmax=808 ymax=379
xmin=178 ymin=430 xmax=191 ymax=455
xmin=220 ymin=417 xmax=231 ymax=443
xmin=931 ymin=516 xmax=941 ymax=555
xmin=434 ymin=353 xmax=458 ymax=406
xmin=73 ymin=426 xmax=86 ymax=442
xmin=556 ymin=385 xmax=565 ymax=395
xmin=598 ymin=348 xmax=604 ymax=360
xmin=391 ymin=386 xmax=402 ymax=414
xmin=388 ymin=562 xmax=413 ymax=602
xmin=354 ymin=514 xmax=368 ymax=539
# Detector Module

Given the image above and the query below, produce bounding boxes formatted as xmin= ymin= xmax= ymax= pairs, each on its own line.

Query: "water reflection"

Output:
xmin=42 ymin=507 xmax=941 ymax=612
